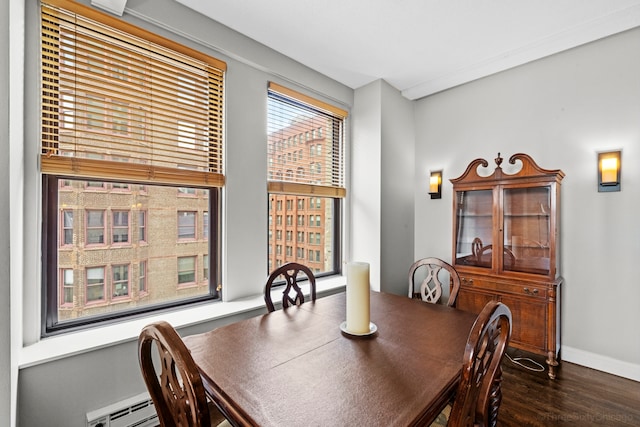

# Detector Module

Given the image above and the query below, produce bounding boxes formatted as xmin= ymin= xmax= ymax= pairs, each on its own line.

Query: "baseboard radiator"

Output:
xmin=86 ymin=392 xmax=158 ymax=427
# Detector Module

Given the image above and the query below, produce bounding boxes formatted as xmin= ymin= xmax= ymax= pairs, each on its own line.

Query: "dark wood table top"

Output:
xmin=183 ymin=291 xmax=478 ymax=426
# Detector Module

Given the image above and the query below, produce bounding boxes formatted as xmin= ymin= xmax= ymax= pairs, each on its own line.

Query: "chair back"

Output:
xmin=264 ymin=262 xmax=316 ymax=312
xmin=408 ymin=257 xmax=461 ymax=307
xmin=448 ymin=301 xmax=512 ymax=427
xmin=138 ymin=321 xmax=211 ymax=427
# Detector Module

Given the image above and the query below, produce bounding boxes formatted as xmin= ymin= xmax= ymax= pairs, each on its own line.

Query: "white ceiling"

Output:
xmin=175 ymin=0 xmax=640 ymax=100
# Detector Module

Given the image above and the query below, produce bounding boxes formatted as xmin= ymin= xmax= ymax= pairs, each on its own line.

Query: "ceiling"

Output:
xmin=174 ymin=0 xmax=640 ymax=100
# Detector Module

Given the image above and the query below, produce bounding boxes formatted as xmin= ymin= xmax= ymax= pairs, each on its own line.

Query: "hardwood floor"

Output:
xmin=497 ymin=349 xmax=640 ymax=427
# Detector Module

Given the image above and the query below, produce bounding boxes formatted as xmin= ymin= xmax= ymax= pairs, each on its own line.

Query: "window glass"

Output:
xmin=266 ymin=83 xmax=346 ymax=277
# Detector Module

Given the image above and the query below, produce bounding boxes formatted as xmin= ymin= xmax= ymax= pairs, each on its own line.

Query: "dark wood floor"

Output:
xmin=498 ymin=349 xmax=640 ymax=427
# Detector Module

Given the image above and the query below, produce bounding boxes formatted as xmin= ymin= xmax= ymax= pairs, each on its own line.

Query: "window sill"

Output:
xmin=19 ymin=276 xmax=346 ymax=369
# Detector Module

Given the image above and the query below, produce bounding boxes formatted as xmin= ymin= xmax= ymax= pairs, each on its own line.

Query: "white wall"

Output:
xmin=414 ymin=27 xmax=640 ymax=380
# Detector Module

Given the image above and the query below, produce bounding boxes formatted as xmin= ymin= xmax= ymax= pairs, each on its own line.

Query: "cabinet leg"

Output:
xmin=546 ymin=353 xmax=559 ymax=379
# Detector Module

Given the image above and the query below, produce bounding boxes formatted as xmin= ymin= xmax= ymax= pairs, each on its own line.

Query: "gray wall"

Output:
xmin=414 ymin=27 xmax=640 ymax=377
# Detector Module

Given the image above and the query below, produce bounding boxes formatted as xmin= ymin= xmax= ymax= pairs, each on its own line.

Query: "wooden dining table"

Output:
xmin=183 ymin=291 xmax=479 ymax=426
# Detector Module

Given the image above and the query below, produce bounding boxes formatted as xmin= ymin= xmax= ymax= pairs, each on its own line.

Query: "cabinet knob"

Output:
xmin=462 ymin=278 xmax=473 ymax=285
xmin=523 ymin=287 xmax=539 ymax=295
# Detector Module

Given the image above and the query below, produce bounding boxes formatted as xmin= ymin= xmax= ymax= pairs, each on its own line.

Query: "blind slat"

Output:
xmin=267 ymin=84 xmax=345 ymax=198
xmin=41 ymin=1 xmax=225 ymax=186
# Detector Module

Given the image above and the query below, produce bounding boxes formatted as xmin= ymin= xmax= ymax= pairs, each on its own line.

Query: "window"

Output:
xmin=86 ymin=210 xmax=106 ymax=245
xmin=61 ymin=269 xmax=73 ymax=306
xmin=203 ymin=254 xmax=209 ymax=281
xmin=203 ymin=212 xmax=209 ymax=239
xmin=86 ymin=267 xmax=105 ymax=303
xmin=112 ymin=211 xmax=129 ymax=244
xmin=178 ymin=256 xmax=196 ymax=285
xmin=138 ymin=211 xmax=146 ymax=243
xmin=112 ymin=264 xmax=129 ymax=298
xmin=139 ymin=261 xmax=147 ymax=293
xmin=178 ymin=211 xmax=196 ymax=240
xmin=61 ymin=210 xmax=73 ymax=246
xmin=267 ymin=83 xmax=346 ymax=276
xmin=41 ymin=1 xmax=225 ymax=334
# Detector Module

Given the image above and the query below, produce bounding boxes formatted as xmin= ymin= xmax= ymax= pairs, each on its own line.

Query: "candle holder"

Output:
xmin=340 ymin=321 xmax=377 ymax=338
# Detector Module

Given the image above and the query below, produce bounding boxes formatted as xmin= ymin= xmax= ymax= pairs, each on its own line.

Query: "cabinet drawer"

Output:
xmin=459 ymin=276 xmax=548 ymax=299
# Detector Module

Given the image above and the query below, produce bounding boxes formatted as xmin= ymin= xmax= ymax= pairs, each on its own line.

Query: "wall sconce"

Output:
xmin=428 ymin=170 xmax=442 ymax=199
xmin=598 ymin=150 xmax=621 ymax=192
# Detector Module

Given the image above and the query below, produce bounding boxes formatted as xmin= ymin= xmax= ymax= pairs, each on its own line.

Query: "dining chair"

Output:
xmin=408 ymin=257 xmax=461 ymax=307
xmin=433 ymin=300 xmax=512 ymax=427
xmin=138 ymin=321 xmax=231 ymax=427
xmin=264 ymin=262 xmax=316 ymax=312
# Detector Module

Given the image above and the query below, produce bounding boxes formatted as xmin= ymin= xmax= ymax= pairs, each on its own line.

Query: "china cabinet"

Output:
xmin=451 ymin=153 xmax=564 ymax=379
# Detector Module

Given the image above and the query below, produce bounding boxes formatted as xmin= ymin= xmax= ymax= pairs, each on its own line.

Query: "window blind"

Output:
xmin=41 ymin=0 xmax=226 ymax=187
xmin=267 ymin=82 xmax=347 ymax=198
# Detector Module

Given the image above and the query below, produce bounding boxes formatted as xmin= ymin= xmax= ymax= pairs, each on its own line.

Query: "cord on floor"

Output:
xmin=506 ymin=352 xmax=545 ymax=372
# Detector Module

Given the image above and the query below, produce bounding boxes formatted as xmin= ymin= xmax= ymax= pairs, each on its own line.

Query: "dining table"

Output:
xmin=182 ymin=290 xmax=479 ymax=426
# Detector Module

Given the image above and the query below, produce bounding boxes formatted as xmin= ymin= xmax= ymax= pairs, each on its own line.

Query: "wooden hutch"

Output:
xmin=451 ymin=153 xmax=564 ymax=379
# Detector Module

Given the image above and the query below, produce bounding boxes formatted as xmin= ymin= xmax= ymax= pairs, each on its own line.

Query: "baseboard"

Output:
xmin=562 ymin=346 xmax=640 ymax=382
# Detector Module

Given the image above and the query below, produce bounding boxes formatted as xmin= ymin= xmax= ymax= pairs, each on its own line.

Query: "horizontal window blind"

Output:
xmin=267 ymin=82 xmax=347 ymax=198
xmin=41 ymin=0 xmax=225 ymax=187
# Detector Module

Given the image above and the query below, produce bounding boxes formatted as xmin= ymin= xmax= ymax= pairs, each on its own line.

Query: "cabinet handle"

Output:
xmin=462 ymin=278 xmax=473 ymax=285
xmin=523 ymin=287 xmax=539 ymax=295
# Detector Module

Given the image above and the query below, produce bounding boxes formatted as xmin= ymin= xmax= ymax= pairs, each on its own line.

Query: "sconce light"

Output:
xmin=428 ymin=170 xmax=442 ymax=199
xmin=598 ymin=150 xmax=621 ymax=192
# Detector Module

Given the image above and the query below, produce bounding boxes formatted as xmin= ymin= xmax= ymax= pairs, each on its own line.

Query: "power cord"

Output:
xmin=506 ymin=352 xmax=545 ymax=373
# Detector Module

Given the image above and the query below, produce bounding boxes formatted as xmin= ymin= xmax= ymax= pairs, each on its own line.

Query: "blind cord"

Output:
xmin=506 ymin=352 xmax=546 ymax=373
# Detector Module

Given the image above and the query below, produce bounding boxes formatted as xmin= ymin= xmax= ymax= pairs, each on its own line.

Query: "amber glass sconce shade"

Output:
xmin=598 ymin=151 xmax=621 ymax=192
xmin=428 ymin=170 xmax=442 ymax=199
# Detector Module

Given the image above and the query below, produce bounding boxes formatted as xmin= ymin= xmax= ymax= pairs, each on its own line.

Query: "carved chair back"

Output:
xmin=408 ymin=257 xmax=461 ymax=307
xmin=264 ymin=262 xmax=316 ymax=312
xmin=448 ymin=301 xmax=512 ymax=427
xmin=138 ymin=321 xmax=212 ymax=427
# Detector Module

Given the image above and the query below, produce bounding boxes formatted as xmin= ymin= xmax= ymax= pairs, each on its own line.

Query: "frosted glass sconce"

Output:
xmin=428 ymin=170 xmax=442 ymax=199
xmin=598 ymin=151 xmax=621 ymax=192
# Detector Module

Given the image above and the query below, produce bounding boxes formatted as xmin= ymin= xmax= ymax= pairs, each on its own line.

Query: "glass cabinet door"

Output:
xmin=503 ymin=186 xmax=551 ymax=275
xmin=454 ymin=189 xmax=493 ymax=268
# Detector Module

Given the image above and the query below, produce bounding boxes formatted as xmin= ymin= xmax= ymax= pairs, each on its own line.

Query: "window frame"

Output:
xmin=40 ymin=0 xmax=225 ymax=336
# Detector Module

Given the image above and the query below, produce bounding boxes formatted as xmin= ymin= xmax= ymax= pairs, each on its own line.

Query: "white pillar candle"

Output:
xmin=346 ymin=262 xmax=370 ymax=334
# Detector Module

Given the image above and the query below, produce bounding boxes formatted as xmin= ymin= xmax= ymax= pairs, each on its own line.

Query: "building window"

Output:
xmin=203 ymin=212 xmax=209 ymax=239
xmin=41 ymin=2 xmax=225 ymax=334
xmin=177 ymin=256 xmax=196 ymax=285
xmin=178 ymin=211 xmax=196 ymax=240
xmin=138 ymin=211 xmax=146 ymax=243
xmin=112 ymin=211 xmax=129 ymax=244
xmin=112 ymin=264 xmax=129 ymax=298
xmin=86 ymin=210 xmax=106 ymax=245
xmin=61 ymin=269 xmax=74 ymax=306
xmin=203 ymin=254 xmax=209 ymax=281
xmin=86 ymin=267 xmax=105 ymax=303
xmin=139 ymin=261 xmax=147 ymax=293
xmin=61 ymin=210 xmax=73 ymax=246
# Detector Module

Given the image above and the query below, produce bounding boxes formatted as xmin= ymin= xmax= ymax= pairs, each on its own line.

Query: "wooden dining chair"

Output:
xmin=264 ymin=262 xmax=316 ymax=312
xmin=408 ymin=257 xmax=461 ymax=307
xmin=138 ymin=321 xmax=230 ymax=427
xmin=432 ymin=300 xmax=512 ymax=427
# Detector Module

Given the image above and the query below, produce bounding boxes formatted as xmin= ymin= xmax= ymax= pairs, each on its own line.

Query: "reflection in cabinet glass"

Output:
xmin=451 ymin=153 xmax=564 ymax=379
